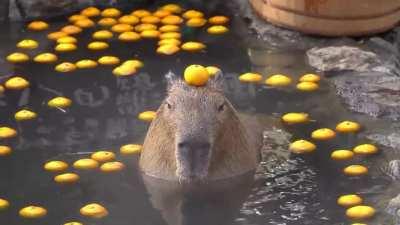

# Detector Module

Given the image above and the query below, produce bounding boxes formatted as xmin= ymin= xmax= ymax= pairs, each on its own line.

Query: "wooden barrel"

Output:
xmin=249 ymin=0 xmax=400 ymax=37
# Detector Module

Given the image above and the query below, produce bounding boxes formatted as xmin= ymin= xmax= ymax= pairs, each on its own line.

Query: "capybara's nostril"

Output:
xmin=177 ymin=141 xmax=187 ymax=150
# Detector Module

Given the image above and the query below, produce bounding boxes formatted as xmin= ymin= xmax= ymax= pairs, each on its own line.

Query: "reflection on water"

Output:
xmin=143 ymin=172 xmax=255 ymax=225
xmin=0 ymin=2 xmax=397 ymax=225
xmin=240 ymin=158 xmax=327 ymax=225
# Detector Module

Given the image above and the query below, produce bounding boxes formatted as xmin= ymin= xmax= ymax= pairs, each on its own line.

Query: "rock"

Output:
xmin=306 ymin=39 xmax=400 ymax=75
xmin=262 ymin=127 xmax=292 ymax=150
xmin=8 ymin=0 xmax=22 ymax=21
xmin=386 ymin=194 xmax=400 ymax=222
xmin=367 ymin=37 xmax=399 ymax=56
xmin=366 ymin=125 xmax=400 ymax=151
xmin=332 ymin=72 xmax=400 ymax=120
xmin=381 ymin=160 xmax=400 ymax=181
xmin=305 ymin=33 xmax=400 ymax=122
xmin=307 ymin=46 xmax=387 ymax=73
xmin=381 ymin=26 xmax=400 ymax=53
xmin=259 ymin=127 xmax=292 ymax=171
xmin=365 ymin=37 xmax=400 ymax=76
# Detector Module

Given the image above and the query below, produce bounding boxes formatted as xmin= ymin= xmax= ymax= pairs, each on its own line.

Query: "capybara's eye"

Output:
xmin=166 ymin=102 xmax=172 ymax=109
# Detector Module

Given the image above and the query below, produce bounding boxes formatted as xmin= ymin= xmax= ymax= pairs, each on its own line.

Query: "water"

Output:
xmin=0 ymin=2 xmax=398 ymax=225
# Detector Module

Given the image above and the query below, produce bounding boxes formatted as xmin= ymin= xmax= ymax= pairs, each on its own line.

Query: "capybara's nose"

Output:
xmin=177 ymin=140 xmax=211 ymax=172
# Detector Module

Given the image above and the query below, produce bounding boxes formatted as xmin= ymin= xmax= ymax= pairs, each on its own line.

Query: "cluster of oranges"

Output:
xmin=282 ymin=113 xmax=378 ymax=222
xmin=233 ymin=66 xmax=378 ymax=224
xmin=1 ymin=144 xmax=142 ymax=222
xmin=239 ymin=72 xmax=321 ymax=92
xmin=44 ymin=145 xmax=142 ymax=184
xmin=22 ymin=4 xmax=229 ymax=60
xmin=0 ymin=3 xmax=231 ymax=132
xmin=0 ymin=3 xmax=230 ymax=100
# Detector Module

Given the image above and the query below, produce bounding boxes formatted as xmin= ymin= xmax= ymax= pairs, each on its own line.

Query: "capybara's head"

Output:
xmin=141 ymin=71 xmax=258 ymax=183
xmin=160 ymin=71 xmax=234 ymax=182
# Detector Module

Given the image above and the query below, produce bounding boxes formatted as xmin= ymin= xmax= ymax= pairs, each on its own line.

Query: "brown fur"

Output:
xmin=140 ymin=104 xmax=178 ymax=180
xmin=207 ymin=101 xmax=259 ymax=179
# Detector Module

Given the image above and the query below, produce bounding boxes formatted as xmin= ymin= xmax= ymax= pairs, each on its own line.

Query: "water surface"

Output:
xmin=0 ymin=2 xmax=396 ymax=225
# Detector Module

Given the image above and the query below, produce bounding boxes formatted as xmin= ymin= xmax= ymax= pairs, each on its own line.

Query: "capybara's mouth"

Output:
xmin=176 ymin=164 xmax=209 ymax=182
xmin=177 ymin=172 xmax=207 ymax=184
xmin=176 ymin=147 xmax=211 ymax=183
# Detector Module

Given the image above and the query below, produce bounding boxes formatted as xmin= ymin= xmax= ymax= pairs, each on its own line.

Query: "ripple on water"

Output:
xmin=237 ymin=159 xmax=331 ymax=225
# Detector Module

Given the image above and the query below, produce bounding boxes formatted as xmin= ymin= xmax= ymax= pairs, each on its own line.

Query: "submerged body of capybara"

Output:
xmin=139 ymin=72 xmax=262 ymax=182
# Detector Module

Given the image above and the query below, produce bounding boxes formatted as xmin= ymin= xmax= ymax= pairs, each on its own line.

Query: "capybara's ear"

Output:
xmin=208 ymin=70 xmax=224 ymax=91
xmin=165 ymin=70 xmax=178 ymax=90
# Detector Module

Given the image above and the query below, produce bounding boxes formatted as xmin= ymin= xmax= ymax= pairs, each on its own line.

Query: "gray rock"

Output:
xmin=381 ymin=26 xmax=400 ymax=53
xmin=263 ymin=127 xmax=291 ymax=149
xmin=307 ymin=46 xmax=388 ymax=73
xmin=386 ymin=194 xmax=400 ymax=223
xmin=366 ymin=37 xmax=400 ymax=76
xmin=259 ymin=127 xmax=292 ymax=170
xmin=304 ymin=31 xmax=400 ymax=122
xmin=368 ymin=37 xmax=399 ymax=56
xmin=305 ymin=35 xmax=400 ymax=75
xmin=366 ymin=125 xmax=400 ymax=151
xmin=332 ymin=72 xmax=400 ymax=120
xmin=382 ymin=160 xmax=400 ymax=181
xmin=8 ymin=0 xmax=22 ymax=21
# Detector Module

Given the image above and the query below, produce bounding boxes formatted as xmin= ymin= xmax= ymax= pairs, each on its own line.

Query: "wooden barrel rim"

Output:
xmin=250 ymin=0 xmax=400 ymax=37
xmin=268 ymin=1 xmax=400 ymax=20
